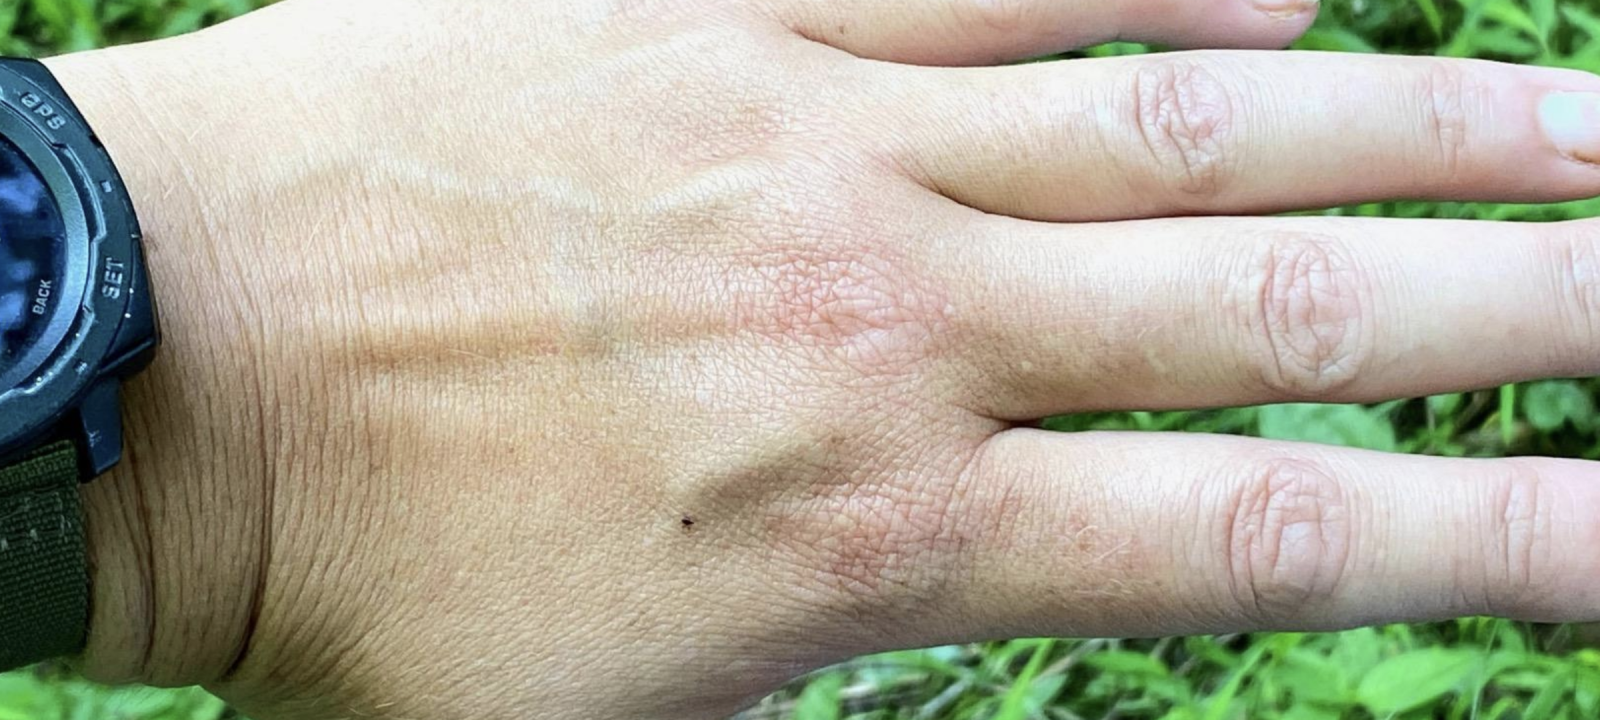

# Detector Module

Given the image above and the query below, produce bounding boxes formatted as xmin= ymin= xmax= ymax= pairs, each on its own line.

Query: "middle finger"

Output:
xmin=880 ymin=52 xmax=1600 ymax=221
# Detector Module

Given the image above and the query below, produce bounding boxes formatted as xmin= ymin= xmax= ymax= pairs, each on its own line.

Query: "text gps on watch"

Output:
xmin=0 ymin=58 xmax=159 ymax=670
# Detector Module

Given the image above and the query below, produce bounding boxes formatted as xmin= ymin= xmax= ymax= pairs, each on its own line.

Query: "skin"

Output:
xmin=27 ymin=0 xmax=1600 ymax=716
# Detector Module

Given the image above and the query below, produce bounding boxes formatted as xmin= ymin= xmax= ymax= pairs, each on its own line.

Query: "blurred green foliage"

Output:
xmin=0 ymin=0 xmax=262 ymax=55
xmin=0 ymin=667 xmax=225 ymax=720
xmin=5 ymin=0 xmax=1600 ymax=718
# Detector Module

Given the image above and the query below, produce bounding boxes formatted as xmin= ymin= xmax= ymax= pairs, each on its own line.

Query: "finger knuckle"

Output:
xmin=1476 ymin=463 xmax=1559 ymax=615
xmin=1236 ymin=233 xmax=1373 ymax=397
xmin=647 ymin=151 xmax=951 ymax=379
xmin=1418 ymin=61 xmax=1478 ymax=179
xmin=1128 ymin=59 xmax=1239 ymax=203
xmin=814 ymin=483 xmax=959 ymax=602
xmin=1222 ymin=457 xmax=1352 ymax=625
xmin=957 ymin=0 xmax=1034 ymax=34
xmin=1549 ymin=227 xmax=1600 ymax=349
xmin=780 ymin=456 xmax=980 ymax=621
xmin=736 ymin=218 xmax=951 ymax=378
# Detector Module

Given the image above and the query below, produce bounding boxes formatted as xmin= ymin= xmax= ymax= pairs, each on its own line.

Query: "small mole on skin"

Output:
xmin=681 ymin=516 xmax=696 ymax=532
xmin=837 ymin=24 xmax=848 ymax=35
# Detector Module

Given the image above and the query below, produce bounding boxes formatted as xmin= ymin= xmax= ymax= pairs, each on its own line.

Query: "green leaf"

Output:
xmin=1428 ymin=393 xmax=1464 ymax=416
xmin=1274 ymin=650 xmax=1354 ymax=706
xmin=1357 ymin=649 xmax=1482 ymax=715
xmin=1452 ymin=0 xmax=1542 ymax=40
xmin=1530 ymin=0 xmax=1558 ymax=45
xmin=1027 ymin=674 xmax=1067 ymax=708
xmin=1499 ymin=670 xmax=1562 ymax=690
xmin=1329 ymin=627 xmax=1385 ymax=679
xmin=1414 ymin=0 xmax=1446 ymax=39
xmin=1483 ymin=696 xmax=1521 ymax=720
xmin=1526 ymin=671 xmax=1572 ymax=719
xmin=95 ymin=689 xmax=175 ymax=717
xmin=1083 ymin=650 xmax=1171 ymax=679
xmin=1294 ymin=28 xmax=1379 ymax=53
xmin=996 ymin=640 xmax=1054 ymax=720
xmin=1500 ymin=384 xmax=1517 ymax=446
xmin=1084 ymin=41 xmax=1151 ymax=58
xmin=1282 ymin=704 xmax=1342 ymax=720
xmin=1523 ymin=381 xmax=1595 ymax=432
xmin=1203 ymin=644 xmax=1269 ymax=720
xmin=792 ymin=673 xmax=843 ymax=720
xmin=1258 ymin=404 xmax=1397 ymax=451
xmin=1184 ymin=636 xmax=1241 ymax=670
xmin=1566 ymin=6 xmax=1600 ymax=41
xmin=0 ymin=675 xmax=38 ymax=715
xmin=1466 ymin=24 xmax=1541 ymax=56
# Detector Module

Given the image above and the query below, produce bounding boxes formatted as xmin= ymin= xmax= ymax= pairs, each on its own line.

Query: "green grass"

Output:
xmin=7 ymin=0 xmax=1600 ymax=718
xmin=0 ymin=667 xmax=225 ymax=719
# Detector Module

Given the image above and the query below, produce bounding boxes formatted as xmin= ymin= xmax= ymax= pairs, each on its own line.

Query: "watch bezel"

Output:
xmin=0 ymin=106 xmax=93 ymax=392
xmin=0 ymin=61 xmax=142 ymax=460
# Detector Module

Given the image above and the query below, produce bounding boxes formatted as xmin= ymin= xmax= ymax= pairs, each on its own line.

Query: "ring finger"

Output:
xmin=937 ymin=214 xmax=1600 ymax=420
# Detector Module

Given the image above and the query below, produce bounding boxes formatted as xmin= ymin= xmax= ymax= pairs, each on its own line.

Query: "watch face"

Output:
xmin=0 ymin=134 xmax=68 ymax=385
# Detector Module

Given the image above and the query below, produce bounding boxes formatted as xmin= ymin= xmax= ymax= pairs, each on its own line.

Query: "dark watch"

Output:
xmin=0 ymin=58 xmax=158 ymax=670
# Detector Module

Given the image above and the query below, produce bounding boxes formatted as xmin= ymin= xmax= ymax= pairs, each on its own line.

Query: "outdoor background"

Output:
xmin=4 ymin=0 xmax=1600 ymax=718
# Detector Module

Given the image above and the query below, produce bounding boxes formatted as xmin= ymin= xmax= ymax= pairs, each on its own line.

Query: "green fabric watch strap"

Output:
xmin=0 ymin=442 xmax=88 ymax=671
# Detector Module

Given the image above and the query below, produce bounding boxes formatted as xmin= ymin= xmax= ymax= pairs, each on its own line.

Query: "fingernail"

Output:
xmin=1541 ymin=92 xmax=1600 ymax=165
xmin=1252 ymin=0 xmax=1318 ymax=18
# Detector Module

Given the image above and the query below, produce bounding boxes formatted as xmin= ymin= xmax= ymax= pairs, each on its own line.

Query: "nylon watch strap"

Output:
xmin=0 ymin=442 xmax=88 ymax=670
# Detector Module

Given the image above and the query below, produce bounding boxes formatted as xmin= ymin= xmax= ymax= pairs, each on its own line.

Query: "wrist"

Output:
xmin=41 ymin=45 xmax=271 ymax=688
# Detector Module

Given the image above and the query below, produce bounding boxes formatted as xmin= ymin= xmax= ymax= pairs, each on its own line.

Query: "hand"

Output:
xmin=45 ymin=0 xmax=1600 ymax=717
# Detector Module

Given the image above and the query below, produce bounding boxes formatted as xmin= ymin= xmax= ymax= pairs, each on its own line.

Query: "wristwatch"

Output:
xmin=0 ymin=58 xmax=158 ymax=670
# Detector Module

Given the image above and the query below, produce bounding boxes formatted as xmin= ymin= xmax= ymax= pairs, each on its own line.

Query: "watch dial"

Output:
xmin=0 ymin=134 xmax=67 ymax=383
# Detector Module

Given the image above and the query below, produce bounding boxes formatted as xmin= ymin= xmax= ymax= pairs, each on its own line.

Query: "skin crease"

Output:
xmin=29 ymin=0 xmax=1600 ymax=717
